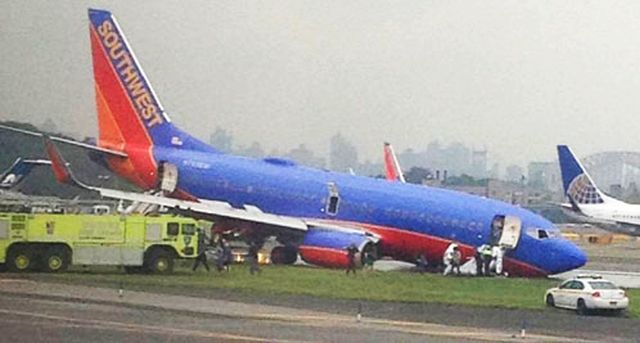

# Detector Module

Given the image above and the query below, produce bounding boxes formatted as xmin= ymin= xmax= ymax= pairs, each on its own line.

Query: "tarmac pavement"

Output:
xmin=0 ymin=277 xmax=589 ymax=343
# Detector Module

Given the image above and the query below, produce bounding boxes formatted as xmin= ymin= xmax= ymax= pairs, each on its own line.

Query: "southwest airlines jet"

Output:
xmin=558 ymin=145 xmax=640 ymax=236
xmin=5 ymin=9 xmax=587 ymax=276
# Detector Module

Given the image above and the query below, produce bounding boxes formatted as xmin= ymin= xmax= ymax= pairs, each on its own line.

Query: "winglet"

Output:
xmin=383 ymin=142 xmax=405 ymax=183
xmin=43 ymin=136 xmax=73 ymax=184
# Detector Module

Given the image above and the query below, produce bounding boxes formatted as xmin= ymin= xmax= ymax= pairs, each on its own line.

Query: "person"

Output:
xmin=416 ymin=253 xmax=428 ymax=274
xmin=442 ymin=242 xmax=459 ymax=276
xmin=474 ymin=246 xmax=484 ymax=276
xmin=345 ymin=244 xmax=359 ymax=275
xmin=192 ymin=229 xmax=210 ymax=272
xmin=451 ymin=246 xmax=462 ymax=275
xmin=492 ymin=245 xmax=506 ymax=276
xmin=363 ymin=251 xmax=375 ymax=272
xmin=479 ymin=244 xmax=493 ymax=276
xmin=214 ymin=243 xmax=225 ymax=272
xmin=247 ymin=242 xmax=261 ymax=275
xmin=222 ymin=239 xmax=232 ymax=272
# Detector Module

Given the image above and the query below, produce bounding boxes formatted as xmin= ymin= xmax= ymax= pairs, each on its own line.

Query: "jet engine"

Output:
xmin=297 ymin=225 xmax=378 ymax=268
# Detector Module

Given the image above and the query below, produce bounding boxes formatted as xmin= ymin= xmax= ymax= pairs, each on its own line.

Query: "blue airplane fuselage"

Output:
xmin=153 ymin=146 xmax=586 ymax=276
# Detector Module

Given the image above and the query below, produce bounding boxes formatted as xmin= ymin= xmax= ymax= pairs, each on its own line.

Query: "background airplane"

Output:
xmin=6 ymin=9 xmax=588 ymax=277
xmin=0 ymin=158 xmax=51 ymax=190
xmin=558 ymin=145 xmax=640 ymax=236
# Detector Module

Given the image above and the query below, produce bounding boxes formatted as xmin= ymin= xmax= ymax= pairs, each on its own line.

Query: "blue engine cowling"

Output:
xmin=297 ymin=225 xmax=378 ymax=268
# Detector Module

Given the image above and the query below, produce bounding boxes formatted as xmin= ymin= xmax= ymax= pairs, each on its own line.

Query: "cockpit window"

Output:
xmin=526 ymin=228 xmax=559 ymax=240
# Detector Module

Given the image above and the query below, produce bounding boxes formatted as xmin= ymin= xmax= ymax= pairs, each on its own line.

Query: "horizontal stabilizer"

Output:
xmin=0 ymin=158 xmax=51 ymax=189
xmin=0 ymin=124 xmax=127 ymax=158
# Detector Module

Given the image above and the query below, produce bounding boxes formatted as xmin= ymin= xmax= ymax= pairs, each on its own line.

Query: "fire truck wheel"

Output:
xmin=42 ymin=246 xmax=69 ymax=273
xmin=146 ymin=249 xmax=174 ymax=274
xmin=7 ymin=246 xmax=35 ymax=272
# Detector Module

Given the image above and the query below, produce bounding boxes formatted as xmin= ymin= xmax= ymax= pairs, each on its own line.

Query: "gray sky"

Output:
xmin=2 ymin=1 xmax=640 ymax=167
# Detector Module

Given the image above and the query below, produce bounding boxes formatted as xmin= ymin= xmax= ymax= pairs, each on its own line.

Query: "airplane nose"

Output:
xmin=551 ymin=240 xmax=587 ymax=274
xmin=564 ymin=243 xmax=587 ymax=271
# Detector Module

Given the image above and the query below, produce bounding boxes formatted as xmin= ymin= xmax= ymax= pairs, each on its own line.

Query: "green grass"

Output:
xmin=16 ymin=264 xmax=640 ymax=318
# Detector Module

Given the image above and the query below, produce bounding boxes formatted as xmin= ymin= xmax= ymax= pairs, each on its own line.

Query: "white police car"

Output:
xmin=545 ymin=275 xmax=628 ymax=315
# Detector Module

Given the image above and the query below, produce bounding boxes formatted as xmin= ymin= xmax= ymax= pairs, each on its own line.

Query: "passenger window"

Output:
xmin=559 ymin=281 xmax=571 ymax=289
xmin=573 ymin=281 xmax=584 ymax=290
xmin=167 ymin=222 xmax=179 ymax=236
xmin=181 ymin=223 xmax=196 ymax=235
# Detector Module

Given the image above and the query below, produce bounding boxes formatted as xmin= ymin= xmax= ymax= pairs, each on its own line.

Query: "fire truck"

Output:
xmin=0 ymin=213 xmax=206 ymax=273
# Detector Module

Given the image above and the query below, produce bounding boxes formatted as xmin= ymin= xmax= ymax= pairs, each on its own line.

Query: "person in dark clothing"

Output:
xmin=192 ymin=229 xmax=210 ymax=272
xmin=345 ymin=244 xmax=359 ymax=275
xmin=475 ymin=247 xmax=484 ymax=276
xmin=247 ymin=242 xmax=261 ymax=275
xmin=416 ymin=253 xmax=428 ymax=274
xmin=222 ymin=239 xmax=232 ymax=272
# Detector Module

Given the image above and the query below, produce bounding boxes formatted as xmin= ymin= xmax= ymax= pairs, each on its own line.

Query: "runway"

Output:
xmin=0 ymin=278 xmax=588 ymax=343
xmin=552 ymin=269 xmax=640 ymax=288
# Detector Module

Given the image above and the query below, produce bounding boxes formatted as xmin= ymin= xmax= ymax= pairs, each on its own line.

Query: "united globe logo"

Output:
xmin=567 ymin=174 xmax=603 ymax=204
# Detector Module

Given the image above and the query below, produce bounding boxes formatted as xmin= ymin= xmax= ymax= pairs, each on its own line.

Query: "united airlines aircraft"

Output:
xmin=558 ymin=145 xmax=640 ymax=236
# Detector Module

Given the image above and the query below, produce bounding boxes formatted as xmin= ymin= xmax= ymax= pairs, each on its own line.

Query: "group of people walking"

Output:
xmin=192 ymin=229 xmax=233 ymax=273
xmin=441 ymin=241 xmax=507 ymax=277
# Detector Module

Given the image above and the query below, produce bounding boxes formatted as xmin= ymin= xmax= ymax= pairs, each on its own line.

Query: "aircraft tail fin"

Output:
xmin=0 ymin=158 xmax=51 ymax=190
xmin=88 ymin=9 xmax=215 ymax=153
xmin=557 ymin=145 xmax=605 ymax=205
xmin=383 ymin=142 xmax=405 ymax=183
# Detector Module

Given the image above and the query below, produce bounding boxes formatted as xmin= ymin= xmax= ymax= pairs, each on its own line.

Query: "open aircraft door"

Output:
xmin=159 ymin=162 xmax=178 ymax=194
xmin=498 ymin=216 xmax=522 ymax=249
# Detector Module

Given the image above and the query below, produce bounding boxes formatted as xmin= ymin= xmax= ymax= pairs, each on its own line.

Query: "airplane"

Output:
xmin=5 ymin=8 xmax=587 ymax=277
xmin=557 ymin=145 xmax=640 ymax=236
xmin=383 ymin=142 xmax=405 ymax=183
xmin=0 ymin=158 xmax=51 ymax=190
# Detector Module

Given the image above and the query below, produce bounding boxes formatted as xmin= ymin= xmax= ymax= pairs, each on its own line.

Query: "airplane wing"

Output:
xmin=43 ymin=137 xmax=380 ymax=243
xmin=0 ymin=157 xmax=51 ymax=189
xmin=0 ymin=124 xmax=127 ymax=158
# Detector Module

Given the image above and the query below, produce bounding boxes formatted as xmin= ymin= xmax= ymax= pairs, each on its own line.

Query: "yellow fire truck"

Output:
xmin=0 ymin=213 xmax=206 ymax=273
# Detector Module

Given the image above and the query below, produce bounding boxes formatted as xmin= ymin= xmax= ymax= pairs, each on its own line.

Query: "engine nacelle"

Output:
xmin=298 ymin=226 xmax=378 ymax=268
xmin=271 ymin=245 xmax=298 ymax=265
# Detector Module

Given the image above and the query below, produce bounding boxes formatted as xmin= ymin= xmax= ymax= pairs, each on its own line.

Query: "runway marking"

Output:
xmin=244 ymin=313 xmax=592 ymax=342
xmin=0 ymin=308 xmax=309 ymax=343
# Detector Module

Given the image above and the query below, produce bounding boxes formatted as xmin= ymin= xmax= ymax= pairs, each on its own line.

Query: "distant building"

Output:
xmin=527 ymin=161 xmax=560 ymax=193
xmin=209 ymin=127 xmax=233 ymax=153
xmin=470 ymin=149 xmax=487 ymax=179
xmin=285 ymin=144 xmax=325 ymax=169
xmin=505 ymin=164 xmax=524 ymax=184
xmin=329 ymin=133 xmax=358 ymax=172
xmin=583 ymin=152 xmax=640 ymax=192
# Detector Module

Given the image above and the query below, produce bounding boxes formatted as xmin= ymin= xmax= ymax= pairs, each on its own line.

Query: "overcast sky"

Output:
xmin=2 ymin=1 xmax=640 ymax=167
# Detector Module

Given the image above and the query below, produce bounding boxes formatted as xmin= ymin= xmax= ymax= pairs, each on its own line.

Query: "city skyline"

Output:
xmin=3 ymin=2 xmax=640 ymax=167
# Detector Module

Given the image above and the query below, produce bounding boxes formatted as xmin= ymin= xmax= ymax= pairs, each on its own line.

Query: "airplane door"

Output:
xmin=159 ymin=162 xmax=178 ymax=193
xmin=498 ymin=216 xmax=522 ymax=249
